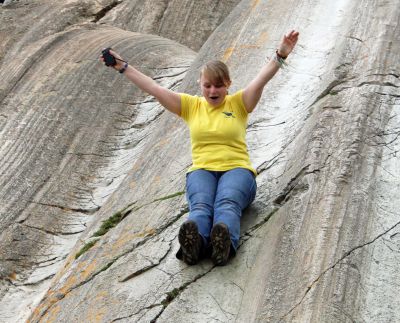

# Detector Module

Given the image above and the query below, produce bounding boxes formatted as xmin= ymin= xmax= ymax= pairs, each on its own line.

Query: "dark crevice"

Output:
xmin=147 ymin=65 xmax=191 ymax=70
xmin=346 ymin=36 xmax=364 ymax=42
xmin=279 ymin=219 xmax=400 ymax=321
xmin=273 ymin=164 xmax=311 ymax=205
xmin=256 ymin=150 xmax=284 ymax=175
xmin=151 ymin=268 xmax=215 ymax=322
xmin=22 ymin=223 xmax=85 ymax=237
xmin=68 ymin=151 xmax=115 ymax=158
xmin=164 ymin=79 xmax=183 ymax=91
xmin=119 ymin=262 xmax=158 ymax=283
xmin=241 ymin=208 xmax=279 ymax=240
xmin=92 ymin=203 xmax=136 ymax=237
xmin=111 ymin=304 xmax=163 ymax=322
xmin=209 ymin=292 xmax=235 ymax=319
xmin=367 ymin=73 xmax=399 ymax=79
xmin=2 ymin=277 xmax=17 ymax=287
xmin=247 ymin=121 xmax=286 ymax=132
xmin=34 ymin=205 xmax=188 ymax=320
xmin=152 ymin=191 xmax=185 ymax=203
xmin=2 ymin=256 xmax=61 ymax=268
xmin=374 ymin=91 xmax=400 ymax=98
xmin=116 ymin=98 xmax=157 ymax=106
xmin=367 ymin=129 xmax=400 ymax=147
xmin=75 ymin=239 xmax=99 ymax=259
xmin=26 ymin=201 xmax=99 ymax=215
xmin=130 ymin=111 xmax=165 ymax=129
xmin=19 ymin=274 xmax=55 ymax=287
xmin=322 ymin=105 xmax=346 ymax=111
xmin=90 ymin=191 xmax=184 ymax=238
xmin=153 ymin=70 xmax=188 ymax=80
xmin=319 ymin=77 xmax=399 ymax=108
xmin=358 ymin=81 xmax=399 ymax=88
xmin=119 ymin=241 xmax=173 ymax=282
xmin=156 ymin=0 xmax=172 ymax=36
xmin=91 ymin=0 xmax=121 ymax=23
xmin=307 ymin=71 xmax=399 ymax=110
xmin=309 ymin=79 xmax=351 ymax=108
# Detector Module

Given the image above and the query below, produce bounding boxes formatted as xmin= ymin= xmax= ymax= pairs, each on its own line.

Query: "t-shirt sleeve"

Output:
xmin=179 ymin=93 xmax=198 ymax=122
xmin=230 ymin=90 xmax=248 ymax=119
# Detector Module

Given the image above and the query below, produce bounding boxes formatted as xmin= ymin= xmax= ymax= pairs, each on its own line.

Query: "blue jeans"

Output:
xmin=185 ymin=168 xmax=257 ymax=252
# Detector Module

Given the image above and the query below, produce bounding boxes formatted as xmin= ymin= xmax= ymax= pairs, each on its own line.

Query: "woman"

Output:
xmin=102 ymin=30 xmax=299 ymax=266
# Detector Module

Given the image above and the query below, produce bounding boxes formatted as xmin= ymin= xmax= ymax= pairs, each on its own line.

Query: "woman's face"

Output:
xmin=200 ymin=74 xmax=230 ymax=107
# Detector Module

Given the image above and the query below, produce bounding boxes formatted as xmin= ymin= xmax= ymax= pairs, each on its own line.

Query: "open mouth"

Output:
xmin=209 ymin=96 xmax=219 ymax=100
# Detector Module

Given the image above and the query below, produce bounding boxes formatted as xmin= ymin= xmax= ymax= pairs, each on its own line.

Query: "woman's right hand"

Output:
xmin=99 ymin=47 xmax=182 ymax=115
xmin=100 ymin=48 xmax=125 ymax=71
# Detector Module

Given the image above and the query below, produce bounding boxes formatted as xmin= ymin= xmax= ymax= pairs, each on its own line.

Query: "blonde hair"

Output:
xmin=200 ymin=60 xmax=231 ymax=86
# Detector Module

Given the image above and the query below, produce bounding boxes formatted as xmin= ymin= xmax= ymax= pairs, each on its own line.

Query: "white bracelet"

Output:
xmin=273 ymin=53 xmax=287 ymax=68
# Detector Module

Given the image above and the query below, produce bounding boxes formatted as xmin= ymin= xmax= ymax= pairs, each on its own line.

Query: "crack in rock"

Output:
xmin=111 ymin=304 xmax=163 ymax=322
xmin=256 ymin=150 xmax=284 ymax=175
xmin=19 ymin=273 xmax=56 ymax=287
xmin=309 ymin=73 xmax=399 ymax=112
xmin=92 ymin=0 xmax=121 ymax=23
xmin=375 ymin=91 xmax=400 ymax=98
xmin=247 ymin=121 xmax=286 ymax=132
xmin=150 ymin=267 xmax=215 ymax=322
xmin=309 ymin=78 xmax=353 ymax=108
xmin=241 ymin=208 xmax=279 ymax=240
xmin=25 ymin=201 xmax=99 ymax=215
xmin=33 ymin=204 xmax=188 ymax=321
xmin=118 ymin=240 xmax=173 ymax=282
xmin=279 ymin=219 xmax=400 ymax=321
xmin=208 ymin=292 xmax=235 ymax=319
xmin=273 ymin=164 xmax=311 ymax=205
xmin=153 ymin=70 xmax=187 ymax=80
xmin=148 ymin=65 xmax=191 ymax=71
xmin=21 ymin=223 xmax=85 ymax=237
xmin=358 ymin=80 xmax=399 ymax=88
xmin=346 ymin=35 xmax=364 ymax=42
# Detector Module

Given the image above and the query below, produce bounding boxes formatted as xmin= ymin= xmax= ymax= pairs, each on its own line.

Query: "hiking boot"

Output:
xmin=178 ymin=220 xmax=202 ymax=265
xmin=210 ymin=223 xmax=231 ymax=266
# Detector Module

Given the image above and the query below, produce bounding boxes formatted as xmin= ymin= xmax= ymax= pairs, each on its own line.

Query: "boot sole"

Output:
xmin=178 ymin=221 xmax=201 ymax=265
xmin=211 ymin=223 xmax=231 ymax=266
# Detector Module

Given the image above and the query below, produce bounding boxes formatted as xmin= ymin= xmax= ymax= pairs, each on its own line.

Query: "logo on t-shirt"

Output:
xmin=222 ymin=111 xmax=235 ymax=118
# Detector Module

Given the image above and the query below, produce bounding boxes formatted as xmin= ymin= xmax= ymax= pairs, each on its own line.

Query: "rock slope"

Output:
xmin=0 ymin=0 xmax=399 ymax=322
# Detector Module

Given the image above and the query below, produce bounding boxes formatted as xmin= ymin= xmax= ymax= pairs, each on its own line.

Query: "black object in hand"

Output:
xmin=102 ymin=48 xmax=117 ymax=66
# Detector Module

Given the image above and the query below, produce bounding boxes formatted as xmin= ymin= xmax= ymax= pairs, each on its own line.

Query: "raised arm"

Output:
xmin=242 ymin=30 xmax=299 ymax=113
xmin=101 ymin=49 xmax=181 ymax=116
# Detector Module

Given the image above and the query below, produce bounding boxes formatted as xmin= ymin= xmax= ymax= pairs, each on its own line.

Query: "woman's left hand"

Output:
xmin=277 ymin=30 xmax=299 ymax=58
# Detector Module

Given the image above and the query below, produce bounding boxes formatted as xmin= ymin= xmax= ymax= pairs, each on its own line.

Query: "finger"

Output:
xmin=288 ymin=32 xmax=298 ymax=43
xmin=286 ymin=31 xmax=294 ymax=41
xmin=109 ymin=49 xmax=122 ymax=60
xmin=292 ymin=33 xmax=299 ymax=43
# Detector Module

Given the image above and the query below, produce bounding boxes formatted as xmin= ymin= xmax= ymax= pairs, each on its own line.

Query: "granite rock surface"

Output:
xmin=0 ymin=0 xmax=399 ymax=322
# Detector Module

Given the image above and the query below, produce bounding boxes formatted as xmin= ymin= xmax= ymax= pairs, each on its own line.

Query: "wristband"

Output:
xmin=274 ymin=50 xmax=288 ymax=68
xmin=276 ymin=50 xmax=287 ymax=60
xmin=273 ymin=54 xmax=287 ymax=68
xmin=119 ymin=62 xmax=128 ymax=74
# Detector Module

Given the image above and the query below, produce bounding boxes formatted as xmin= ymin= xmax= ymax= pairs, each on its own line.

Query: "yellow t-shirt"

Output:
xmin=180 ymin=90 xmax=256 ymax=175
